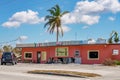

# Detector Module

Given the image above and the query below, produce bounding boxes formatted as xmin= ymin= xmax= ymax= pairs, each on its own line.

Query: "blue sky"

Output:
xmin=0 ymin=0 xmax=120 ymax=45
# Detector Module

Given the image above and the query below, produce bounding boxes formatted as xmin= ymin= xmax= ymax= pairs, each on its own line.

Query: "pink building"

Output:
xmin=16 ymin=41 xmax=120 ymax=64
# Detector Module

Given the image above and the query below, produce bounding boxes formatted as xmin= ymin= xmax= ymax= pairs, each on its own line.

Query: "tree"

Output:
xmin=12 ymin=47 xmax=22 ymax=57
xmin=44 ymin=4 xmax=69 ymax=43
xmin=2 ymin=45 xmax=22 ymax=57
xmin=0 ymin=48 xmax=3 ymax=53
xmin=0 ymin=48 xmax=3 ymax=58
xmin=108 ymin=31 xmax=120 ymax=43
xmin=114 ymin=32 xmax=119 ymax=43
xmin=3 ymin=45 xmax=13 ymax=52
xmin=108 ymin=37 xmax=113 ymax=44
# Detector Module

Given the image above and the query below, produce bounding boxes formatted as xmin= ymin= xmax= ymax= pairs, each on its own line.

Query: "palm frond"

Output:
xmin=45 ymin=15 xmax=54 ymax=21
xmin=60 ymin=11 xmax=69 ymax=17
xmin=56 ymin=5 xmax=61 ymax=16
xmin=47 ymin=9 xmax=55 ymax=16
xmin=49 ymin=23 xmax=56 ymax=34
xmin=108 ymin=31 xmax=120 ymax=43
xmin=44 ymin=22 xmax=49 ymax=28
xmin=108 ymin=37 xmax=113 ymax=44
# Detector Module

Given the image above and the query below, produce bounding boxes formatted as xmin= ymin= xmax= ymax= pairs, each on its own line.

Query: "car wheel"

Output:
xmin=12 ymin=62 xmax=15 ymax=65
xmin=15 ymin=62 xmax=17 ymax=64
xmin=1 ymin=62 xmax=3 ymax=65
xmin=4 ymin=63 xmax=6 ymax=65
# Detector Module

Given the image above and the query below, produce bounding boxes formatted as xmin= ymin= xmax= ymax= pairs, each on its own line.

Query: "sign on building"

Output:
xmin=56 ymin=47 xmax=68 ymax=57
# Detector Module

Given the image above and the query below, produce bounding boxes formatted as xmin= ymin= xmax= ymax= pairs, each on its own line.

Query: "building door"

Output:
xmin=37 ymin=51 xmax=41 ymax=63
xmin=74 ymin=50 xmax=81 ymax=64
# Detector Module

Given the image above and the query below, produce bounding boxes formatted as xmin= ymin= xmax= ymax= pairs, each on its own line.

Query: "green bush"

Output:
xmin=114 ymin=60 xmax=120 ymax=65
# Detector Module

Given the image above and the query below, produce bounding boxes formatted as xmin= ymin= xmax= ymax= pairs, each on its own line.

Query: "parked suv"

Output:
xmin=1 ymin=52 xmax=17 ymax=65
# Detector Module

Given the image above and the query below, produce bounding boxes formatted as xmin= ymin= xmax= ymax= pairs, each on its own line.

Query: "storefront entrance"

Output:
xmin=37 ymin=51 xmax=41 ymax=63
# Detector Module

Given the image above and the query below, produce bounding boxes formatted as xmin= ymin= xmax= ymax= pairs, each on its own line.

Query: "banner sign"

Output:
xmin=56 ymin=47 xmax=68 ymax=57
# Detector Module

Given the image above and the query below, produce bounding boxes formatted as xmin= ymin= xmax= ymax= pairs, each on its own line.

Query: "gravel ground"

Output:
xmin=0 ymin=63 xmax=120 ymax=80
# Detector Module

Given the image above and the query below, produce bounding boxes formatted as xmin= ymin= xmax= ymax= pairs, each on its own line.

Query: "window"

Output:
xmin=88 ymin=51 xmax=99 ymax=60
xmin=24 ymin=52 xmax=32 ymax=59
xmin=75 ymin=50 xmax=80 ymax=57
xmin=113 ymin=50 xmax=119 ymax=55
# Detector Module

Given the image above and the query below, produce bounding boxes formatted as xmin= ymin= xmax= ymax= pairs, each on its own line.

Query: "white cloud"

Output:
xmin=82 ymin=26 xmax=89 ymax=29
xmin=75 ymin=0 xmax=104 ymax=14
xmin=16 ymin=35 xmax=28 ymax=44
xmin=19 ymin=36 xmax=28 ymax=41
xmin=62 ymin=0 xmax=120 ymax=25
xmin=62 ymin=25 xmax=71 ymax=32
xmin=97 ymin=0 xmax=120 ymax=13
xmin=80 ymin=15 xmax=100 ymax=25
xmin=54 ymin=25 xmax=71 ymax=33
xmin=61 ymin=0 xmax=101 ymax=25
xmin=62 ymin=13 xmax=100 ymax=25
xmin=2 ymin=10 xmax=45 ymax=28
xmin=2 ymin=21 xmax=20 ymax=28
xmin=108 ymin=17 xmax=115 ymax=21
xmin=61 ymin=13 xmax=77 ymax=24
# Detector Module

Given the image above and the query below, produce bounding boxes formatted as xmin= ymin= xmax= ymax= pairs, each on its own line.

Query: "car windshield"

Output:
xmin=2 ymin=52 xmax=12 ymax=59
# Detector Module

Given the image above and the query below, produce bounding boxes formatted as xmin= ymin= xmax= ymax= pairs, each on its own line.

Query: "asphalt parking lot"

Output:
xmin=0 ymin=63 xmax=120 ymax=80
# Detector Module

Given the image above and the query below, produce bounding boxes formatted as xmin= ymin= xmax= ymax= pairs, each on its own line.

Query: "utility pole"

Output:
xmin=75 ymin=32 xmax=77 ymax=40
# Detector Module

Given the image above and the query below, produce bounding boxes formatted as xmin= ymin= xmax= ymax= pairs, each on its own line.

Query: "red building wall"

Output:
xmin=21 ymin=44 xmax=120 ymax=64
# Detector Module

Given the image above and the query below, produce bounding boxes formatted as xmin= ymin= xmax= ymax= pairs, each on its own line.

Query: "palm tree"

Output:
xmin=44 ymin=4 xmax=69 ymax=43
xmin=108 ymin=37 xmax=113 ymax=44
xmin=108 ymin=31 xmax=119 ymax=43
xmin=114 ymin=32 xmax=119 ymax=43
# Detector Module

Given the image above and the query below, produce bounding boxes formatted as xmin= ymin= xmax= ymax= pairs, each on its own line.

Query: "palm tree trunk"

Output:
xmin=56 ymin=27 xmax=59 ymax=43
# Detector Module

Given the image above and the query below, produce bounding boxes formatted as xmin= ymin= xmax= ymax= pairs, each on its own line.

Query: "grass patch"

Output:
xmin=28 ymin=70 xmax=101 ymax=78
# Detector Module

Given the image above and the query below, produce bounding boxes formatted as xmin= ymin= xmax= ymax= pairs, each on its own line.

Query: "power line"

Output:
xmin=0 ymin=38 xmax=19 ymax=45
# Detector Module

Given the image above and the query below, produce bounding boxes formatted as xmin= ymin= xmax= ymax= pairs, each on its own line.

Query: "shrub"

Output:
xmin=102 ymin=59 xmax=116 ymax=66
xmin=23 ymin=60 xmax=32 ymax=63
xmin=114 ymin=60 xmax=120 ymax=65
